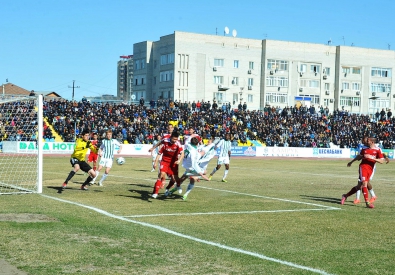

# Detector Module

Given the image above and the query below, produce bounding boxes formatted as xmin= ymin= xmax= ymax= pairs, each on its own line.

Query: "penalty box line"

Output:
xmin=40 ymin=194 xmax=335 ymax=275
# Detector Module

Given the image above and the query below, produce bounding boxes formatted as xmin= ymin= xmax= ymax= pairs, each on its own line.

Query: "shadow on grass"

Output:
xmin=300 ymin=194 xmax=343 ymax=205
xmin=116 ymin=189 xmax=152 ymax=201
xmin=126 ymin=183 xmax=152 ymax=188
xmin=47 ymin=186 xmax=104 ymax=194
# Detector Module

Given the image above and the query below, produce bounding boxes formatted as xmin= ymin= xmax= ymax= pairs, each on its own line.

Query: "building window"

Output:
xmin=310 ymin=65 xmax=320 ymax=74
xmin=160 ymin=53 xmax=175 ymax=65
xmin=135 ymin=60 xmax=140 ymax=70
xmin=371 ymin=83 xmax=391 ymax=93
xmin=249 ymin=61 xmax=254 ymax=70
xmin=342 ymin=67 xmax=351 ymax=74
xmin=233 ymin=60 xmax=239 ymax=68
xmin=371 ymin=67 xmax=392 ymax=77
xmin=300 ymin=64 xmax=307 ymax=73
xmin=309 ymin=80 xmax=319 ymax=88
xmin=233 ymin=93 xmax=239 ymax=102
xmin=266 ymin=76 xmax=288 ymax=87
xmin=342 ymin=82 xmax=350 ymax=90
xmin=213 ymin=92 xmax=223 ymax=102
xmin=232 ymin=77 xmax=239 ymax=85
xmin=324 ymin=67 xmax=330 ymax=76
xmin=300 ymin=94 xmax=320 ymax=104
xmin=352 ymin=67 xmax=361 ymax=74
xmin=352 ymin=82 xmax=360 ymax=91
xmin=267 ymin=59 xmax=288 ymax=71
xmin=248 ymin=94 xmax=253 ymax=103
xmin=324 ymin=98 xmax=330 ymax=106
xmin=214 ymin=59 xmax=224 ymax=67
xmin=265 ymin=93 xmax=288 ymax=104
xmin=340 ymin=96 xmax=360 ymax=107
xmin=325 ymin=83 xmax=330 ymax=90
xmin=160 ymin=71 xmax=174 ymax=82
xmin=214 ymin=76 xmax=224 ymax=84
xmin=248 ymin=78 xmax=254 ymax=86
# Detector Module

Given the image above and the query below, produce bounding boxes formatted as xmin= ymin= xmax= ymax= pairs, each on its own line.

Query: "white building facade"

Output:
xmin=132 ymin=31 xmax=394 ymax=113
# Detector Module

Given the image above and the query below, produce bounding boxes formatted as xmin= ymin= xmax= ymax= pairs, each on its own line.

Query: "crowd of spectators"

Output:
xmin=1 ymin=97 xmax=395 ymax=150
xmin=0 ymin=100 xmax=41 ymax=142
xmin=40 ymin=97 xmax=395 ymax=149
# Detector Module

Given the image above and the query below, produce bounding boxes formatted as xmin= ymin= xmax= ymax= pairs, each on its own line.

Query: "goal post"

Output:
xmin=0 ymin=95 xmax=43 ymax=194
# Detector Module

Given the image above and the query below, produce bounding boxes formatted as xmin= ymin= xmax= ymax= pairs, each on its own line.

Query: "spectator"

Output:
xmin=139 ymin=97 xmax=145 ymax=106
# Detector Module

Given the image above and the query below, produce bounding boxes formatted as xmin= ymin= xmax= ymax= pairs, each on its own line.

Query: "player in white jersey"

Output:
xmin=151 ymin=135 xmax=161 ymax=172
xmin=90 ymin=129 xmax=122 ymax=186
xmin=183 ymin=127 xmax=202 ymax=146
xmin=166 ymin=137 xmax=209 ymax=200
xmin=165 ymin=137 xmax=217 ymax=197
xmin=209 ymin=133 xmax=232 ymax=182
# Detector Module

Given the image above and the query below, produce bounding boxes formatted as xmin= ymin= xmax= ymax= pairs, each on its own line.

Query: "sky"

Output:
xmin=1 ymin=0 xmax=394 ymax=101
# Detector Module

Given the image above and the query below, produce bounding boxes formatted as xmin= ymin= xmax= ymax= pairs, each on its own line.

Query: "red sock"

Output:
xmin=166 ymin=180 xmax=175 ymax=190
xmin=362 ymin=186 xmax=369 ymax=202
xmin=93 ymin=166 xmax=97 ymax=171
xmin=345 ymin=186 xmax=358 ymax=197
xmin=153 ymin=179 xmax=162 ymax=194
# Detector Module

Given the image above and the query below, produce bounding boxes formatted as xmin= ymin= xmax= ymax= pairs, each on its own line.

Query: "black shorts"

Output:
xmin=70 ymin=158 xmax=92 ymax=173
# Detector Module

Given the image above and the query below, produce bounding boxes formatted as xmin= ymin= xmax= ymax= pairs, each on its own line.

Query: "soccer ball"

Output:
xmin=116 ymin=157 xmax=125 ymax=165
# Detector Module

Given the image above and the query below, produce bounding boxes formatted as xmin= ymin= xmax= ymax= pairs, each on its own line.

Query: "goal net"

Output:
xmin=0 ymin=95 xmax=43 ymax=194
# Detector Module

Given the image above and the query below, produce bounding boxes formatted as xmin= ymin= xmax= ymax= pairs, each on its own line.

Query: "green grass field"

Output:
xmin=0 ymin=156 xmax=394 ymax=275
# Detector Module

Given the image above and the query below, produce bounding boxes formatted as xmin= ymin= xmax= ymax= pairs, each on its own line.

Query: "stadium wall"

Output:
xmin=6 ymin=141 xmax=395 ymax=159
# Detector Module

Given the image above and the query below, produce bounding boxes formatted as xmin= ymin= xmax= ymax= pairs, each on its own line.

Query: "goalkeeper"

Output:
xmin=61 ymin=130 xmax=98 ymax=191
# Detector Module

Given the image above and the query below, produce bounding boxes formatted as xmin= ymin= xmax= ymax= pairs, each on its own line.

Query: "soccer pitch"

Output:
xmin=0 ymin=156 xmax=394 ymax=275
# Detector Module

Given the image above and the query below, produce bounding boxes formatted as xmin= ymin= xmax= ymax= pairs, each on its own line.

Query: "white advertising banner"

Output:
xmin=14 ymin=141 xmax=153 ymax=156
xmin=256 ymin=147 xmax=350 ymax=158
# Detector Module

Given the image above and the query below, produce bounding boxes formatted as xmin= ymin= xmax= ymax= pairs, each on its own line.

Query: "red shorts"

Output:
xmin=359 ymin=164 xmax=374 ymax=182
xmin=88 ymin=153 xmax=98 ymax=163
xmin=160 ymin=163 xmax=179 ymax=177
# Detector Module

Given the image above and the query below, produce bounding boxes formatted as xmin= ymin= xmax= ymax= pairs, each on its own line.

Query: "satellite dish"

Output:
xmin=232 ymin=29 xmax=237 ymax=37
xmin=224 ymin=26 xmax=229 ymax=35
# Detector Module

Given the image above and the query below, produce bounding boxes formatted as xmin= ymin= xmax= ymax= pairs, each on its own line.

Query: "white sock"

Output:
xmin=223 ymin=169 xmax=229 ymax=180
xmin=100 ymin=173 xmax=108 ymax=184
xmin=184 ymin=183 xmax=194 ymax=196
xmin=356 ymin=190 xmax=361 ymax=200
xmin=369 ymin=189 xmax=376 ymax=197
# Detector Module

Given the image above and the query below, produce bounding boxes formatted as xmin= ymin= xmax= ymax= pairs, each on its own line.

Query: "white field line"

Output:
xmin=40 ymin=194 xmax=335 ymax=275
xmin=124 ymin=208 xmax=339 ymax=218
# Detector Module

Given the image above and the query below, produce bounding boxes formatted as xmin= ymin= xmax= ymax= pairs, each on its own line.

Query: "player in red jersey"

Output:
xmin=341 ymin=137 xmax=385 ymax=208
xmin=163 ymin=127 xmax=203 ymax=194
xmin=148 ymin=123 xmax=174 ymax=153
xmin=151 ymin=131 xmax=184 ymax=198
xmin=87 ymin=133 xmax=99 ymax=171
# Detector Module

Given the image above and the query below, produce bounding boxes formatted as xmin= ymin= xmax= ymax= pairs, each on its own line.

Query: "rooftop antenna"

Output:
xmin=327 ymin=38 xmax=332 ymax=45
xmin=224 ymin=26 xmax=229 ymax=36
xmin=342 ymin=36 xmax=345 ymax=45
xmin=232 ymin=29 xmax=237 ymax=37
xmin=388 ymin=43 xmax=391 ymax=50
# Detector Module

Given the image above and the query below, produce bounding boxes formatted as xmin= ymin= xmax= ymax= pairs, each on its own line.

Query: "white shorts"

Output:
xmin=217 ymin=156 xmax=230 ymax=165
xmin=99 ymin=158 xmax=113 ymax=168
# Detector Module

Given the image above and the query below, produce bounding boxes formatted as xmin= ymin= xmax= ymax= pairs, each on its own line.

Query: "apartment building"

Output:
xmin=131 ymin=31 xmax=394 ymax=113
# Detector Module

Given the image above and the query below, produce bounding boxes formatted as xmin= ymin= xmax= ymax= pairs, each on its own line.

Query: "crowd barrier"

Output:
xmin=5 ymin=141 xmax=395 ymax=159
